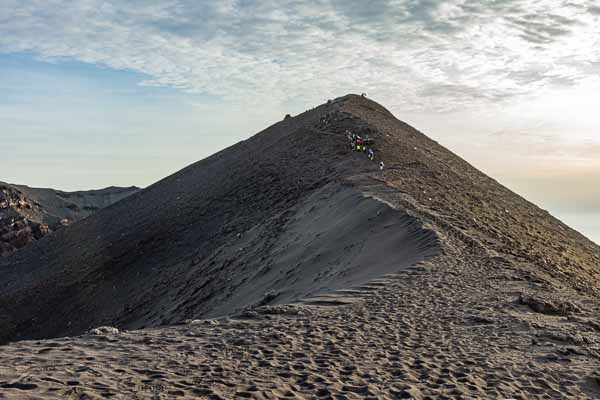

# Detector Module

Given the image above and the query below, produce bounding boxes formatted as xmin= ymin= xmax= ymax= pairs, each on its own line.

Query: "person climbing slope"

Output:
xmin=357 ymin=138 xmax=366 ymax=152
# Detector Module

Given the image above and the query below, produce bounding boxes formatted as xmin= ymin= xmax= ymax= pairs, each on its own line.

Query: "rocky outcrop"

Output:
xmin=0 ymin=185 xmax=47 ymax=256
xmin=0 ymin=218 xmax=49 ymax=257
xmin=0 ymin=182 xmax=139 ymax=257
xmin=518 ymin=293 xmax=582 ymax=316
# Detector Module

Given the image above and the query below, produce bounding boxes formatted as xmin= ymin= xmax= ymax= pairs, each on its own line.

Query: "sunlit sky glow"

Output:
xmin=1 ymin=1 xmax=599 ymax=243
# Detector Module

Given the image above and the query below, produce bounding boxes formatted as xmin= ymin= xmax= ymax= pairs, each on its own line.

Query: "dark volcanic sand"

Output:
xmin=0 ymin=94 xmax=599 ymax=399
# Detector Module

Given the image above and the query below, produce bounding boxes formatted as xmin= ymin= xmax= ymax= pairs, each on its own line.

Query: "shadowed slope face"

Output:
xmin=0 ymin=98 xmax=438 ymax=343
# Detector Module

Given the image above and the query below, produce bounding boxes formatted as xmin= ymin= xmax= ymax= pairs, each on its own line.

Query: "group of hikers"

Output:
xmin=347 ymin=130 xmax=384 ymax=170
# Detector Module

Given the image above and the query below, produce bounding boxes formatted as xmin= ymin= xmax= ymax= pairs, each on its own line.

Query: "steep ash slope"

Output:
xmin=0 ymin=183 xmax=139 ymax=257
xmin=1 ymin=94 xmax=599 ymax=347
xmin=0 ymin=97 xmax=438 ymax=343
xmin=337 ymin=96 xmax=600 ymax=294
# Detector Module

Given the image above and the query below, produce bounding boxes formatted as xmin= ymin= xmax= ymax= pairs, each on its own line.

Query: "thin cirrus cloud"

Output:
xmin=0 ymin=0 xmax=599 ymax=112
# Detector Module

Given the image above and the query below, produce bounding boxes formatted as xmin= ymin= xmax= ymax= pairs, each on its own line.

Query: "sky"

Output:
xmin=1 ymin=0 xmax=599 ymax=244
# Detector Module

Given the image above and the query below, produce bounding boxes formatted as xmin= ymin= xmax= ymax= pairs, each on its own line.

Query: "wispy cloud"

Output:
xmin=1 ymin=0 xmax=599 ymax=112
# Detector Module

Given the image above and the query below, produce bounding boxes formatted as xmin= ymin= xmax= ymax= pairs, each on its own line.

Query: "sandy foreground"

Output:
xmin=1 ymin=252 xmax=599 ymax=399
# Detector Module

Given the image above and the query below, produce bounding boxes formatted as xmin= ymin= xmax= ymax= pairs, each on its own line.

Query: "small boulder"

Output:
xmin=518 ymin=294 xmax=581 ymax=316
xmin=185 ymin=319 xmax=219 ymax=325
xmin=89 ymin=326 xmax=120 ymax=335
xmin=240 ymin=310 xmax=259 ymax=319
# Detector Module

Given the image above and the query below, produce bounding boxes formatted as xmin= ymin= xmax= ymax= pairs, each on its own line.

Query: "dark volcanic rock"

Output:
xmin=518 ymin=293 xmax=581 ymax=315
xmin=0 ymin=183 xmax=139 ymax=256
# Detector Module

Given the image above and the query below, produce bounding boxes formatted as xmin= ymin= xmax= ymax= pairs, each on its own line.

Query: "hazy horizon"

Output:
xmin=2 ymin=1 xmax=599 ymax=244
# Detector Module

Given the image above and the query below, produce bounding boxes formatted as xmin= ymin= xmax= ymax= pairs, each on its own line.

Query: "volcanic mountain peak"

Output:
xmin=0 ymin=94 xmax=599 ymax=347
xmin=1 ymin=94 xmax=600 ymax=398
